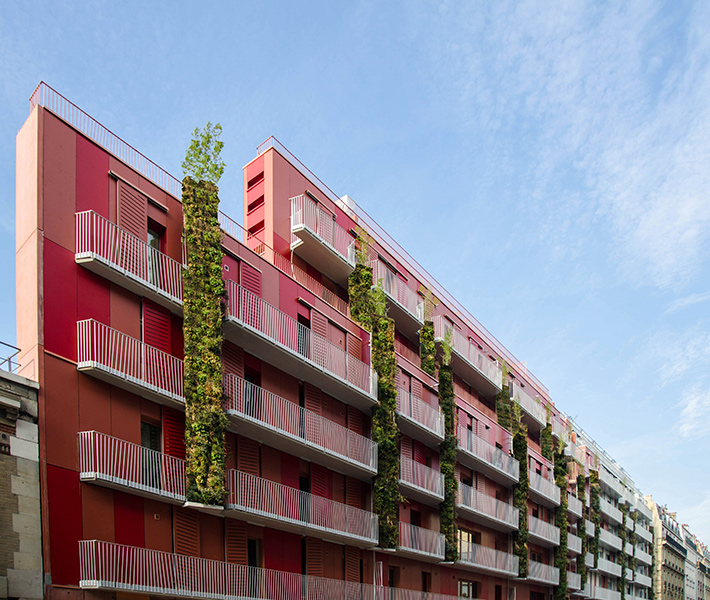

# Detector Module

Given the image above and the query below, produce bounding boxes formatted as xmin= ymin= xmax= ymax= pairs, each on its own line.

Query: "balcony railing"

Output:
xmin=586 ymin=519 xmax=596 ymax=537
xmin=600 ymin=498 xmax=623 ymax=524
xmin=568 ymin=493 xmax=584 ymax=518
xmin=399 ymin=455 xmax=444 ymax=501
xmin=599 ymin=528 xmax=623 ymax=551
xmin=223 ymin=373 xmax=376 ymax=474
xmin=457 ymin=425 xmax=519 ymax=484
xmin=79 ymin=539 xmax=468 ymax=600
xmin=569 ymin=533 xmax=583 ymax=555
xmin=529 ymin=471 xmax=561 ymax=506
xmin=582 ymin=585 xmax=621 ymax=600
xmin=76 ymin=211 xmax=183 ymax=309
xmin=398 ymin=522 xmax=445 ymax=561
xmin=528 ymin=515 xmax=561 ymax=546
xmin=396 ymin=387 xmax=445 ymax=441
xmin=290 ymin=194 xmax=356 ymax=265
xmin=528 ymin=560 xmax=560 ymax=585
xmin=457 ymin=483 xmax=519 ymax=531
xmin=509 ymin=381 xmax=546 ymax=427
xmin=457 ymin=541 xmax=519 ymax=577
xmin=224 ymin=282 xmax=376 ymax=404
xmin=226 ymin=470 xmax=377 ymax=546
xmin=597 ymin=557 xmax=622 ymax=577
xmin=372 ymin=260 xmax=424 ymax=323
xmin=599 ymin=469 xmax=624 ymax=498
xmin=78 ymin=431 xmax=185 ymax=501
xmin=635 ymin=548 xmax=652 ymax=566
xmin=635 ymin=499 xmax=653 ymax=522
xmin=568 ymin=571 xmax=582 ymax=590
xmin=635 ymin=524 xmax=653 ymax=544
xmin=432 ymin=317 xmax=503 ymax=393
xmin=635 ymin=572 xmax=652 ymax=588
xmin=77 ymin=319 xmax=184 ymax=404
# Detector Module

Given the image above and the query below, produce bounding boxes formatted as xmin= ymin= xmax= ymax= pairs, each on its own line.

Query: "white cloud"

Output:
xmin=676 ymin=385 xmax=710 ymax=440
xmin=665 ymin=291 xmax=710 ymax=314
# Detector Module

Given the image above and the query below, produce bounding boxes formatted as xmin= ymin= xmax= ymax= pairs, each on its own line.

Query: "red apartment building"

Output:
xmin=14 ymin=83 xmax=653 ymax=600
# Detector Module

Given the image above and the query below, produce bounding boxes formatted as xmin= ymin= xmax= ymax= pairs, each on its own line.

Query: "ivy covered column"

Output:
xmin=619 ymin=501 xmax=629 ymax=600
xmin=590 ymin=469 xmax=601 ymax=568
xmin=511 ymin=403 xmax=529 ymax=577
xmin=553 ymin=445 xmax=570 ymax=600
xmin=577 ymin=472 xmax=588 ymax=589
xmin=438 ymin=342 xmax=458 ymax=561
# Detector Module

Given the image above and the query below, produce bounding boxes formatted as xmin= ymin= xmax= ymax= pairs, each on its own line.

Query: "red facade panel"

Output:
xmin=44 ymin=240 xmax=77 ymax=361
xmin=47 ymin=465 xmax=82 ymax=585
xmin=114 ymin=490 xmax=145 ymax=547
xmin=76 ymin=134 xmax=109 ymax=216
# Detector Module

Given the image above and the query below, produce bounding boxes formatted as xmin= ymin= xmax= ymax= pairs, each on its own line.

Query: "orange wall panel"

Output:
xmin=44 ymin=354 xmax=79 ymax=470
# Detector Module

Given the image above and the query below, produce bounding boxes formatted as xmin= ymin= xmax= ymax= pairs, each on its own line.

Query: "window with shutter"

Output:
xmin=225 ymin=519 xmax=247 ymax=565
xmin=346 ymin=334 xmax=361 ymax=363
xmin=237 ymin=436 xmax=260 ymax=476
xmin=304 ymin=383 xmax=322 ymax=444
xmin=401 ymin=435 xmax=413 ymax=460
xmin=174 ymin=507 xmax=200 ymax=556
xmin=143 ymin=300 xmax=171 ymax=352
xmin=305 ymin=538 xmax=323 ymax=577
xmin=223 ymin=343 xmax=244 ymax=378
xmin=413 ymin=440 xmax=426 ymax=465
xmin=411 ymin=378 xmax=423 ymax=400
xmin=311 ymin=464 xmax=329 ymax=499
xmin=345 ymin=546 xmax=360 ymax=583
xmin=118 ymin=181 xmax=147 ymax=241
xmin=162 ymin=406 xmax=186 ymax=460
xmin=240 ymin=262 xmax=262 ymax=297
xmin=347 ymin=406 xmax=363 ymax=436
xmin=346 ymin=477 xmax=362 ymax=509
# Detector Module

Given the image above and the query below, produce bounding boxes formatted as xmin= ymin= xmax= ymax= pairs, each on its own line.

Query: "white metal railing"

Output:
xmin=635 ymin=572 xmax=652 ymax=588
xmin=399 ymin=455 xmax=444 ymax=499
xmin=529 ymin=471 xmax=561 ymax=505
xmin=529 ymin=515 xmax=561 ymax=545
xmin=635 ymin=499 xmax=653 ymax=522
xmin=635 ymin=548 xmax=652 ymax=566
xmin=528 ymin=560 xmax=560 ymax=585
xmin=79 ymin=539 xmax=469 ymax=600
xmin=396 ymin=387 xmax=445 ymax=439
xmin=223 ymin=373 xmax=376 ymax=472
xmin=599 ymin=469 xmax=624 ymax=498
xmin=569 ymin=493 xmax=584 ymax=517
xmin=568 ymin=571 xmax=582 ymax=590
xmin=635 ymin=524 xmax=653 ymax=544
xmin=569 ymin=533 xmax=583 ymax=554
xmin=585 ymin=552 xmax=594 ymax=568
xmin=76 ymin=211 xmax=183 ymax=303
xmin=457 ymin=483 xmax=519 ymax=529
xmin=77 ymin=319 xmax=184 ymax=401
xmin=583 ymin=585 xmax=621 ymax=600
xmin=510 ymin=381 xmax=546 ymax=425
xmin=458 ymin=541 xmax=519 ymax=576
xmin=78 ymin=431 xmax=185 ymax=501
xmin=586 ymin=519 xmax=596 ymax=536
xmin=225 ymin=282 xmax=376 ymax=399
xmin=432 ymin=317 xmax=503 ymax=390
xmin=626 ymin=515 xmax=634 ymax=530
xmin=597 ymin=557 xmax=622 ymax=577
xmin=600 ymin=498 xmax=623 ymax=524
xmin=290 ymin=195 xmax=356 ymax=265
xmin=372 ymin=261 xmax=424 ymax=322
xmin=599 ymin=528 xmax=623 ymax=550
xmin=625 ymin=542 xmax=633 ymax=555
xmin=226 ymin=470 xmax=377 ymax=544
xmin=398 ymin=522 xmax=445 ymax=559
xmin=457 ymin=425 xmax=519 ymax=481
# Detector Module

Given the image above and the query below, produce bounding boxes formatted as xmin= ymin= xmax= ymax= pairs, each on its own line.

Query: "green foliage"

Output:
xmin=496 ymin=381 xmax=512 ymax=432
xmin=589 ymin=470 xmax=601 ymax=568
xmin=554 ymin=450 xmax=570 ymax=600
xmin=182 ymin=177 xmax=227 ymax=505
xmin=441 ymin=327 xmax=453 ymax=367
xmin=512 ymin=419 xmax=529 ymax=577
xmin=348 ymin=264 xmax=375 ymax=331
xmin=355 ymin=226 xmax=374 ymax=266
xmin=438 ymin=364 xmax=458 ymax=561
xmin=577 ymin=473 xmax=588 ymax=589
xmin=371 ymin=314 xmax=400 ymax=548
xmin=419 ymin=320 xmax=436 ymax=376
xmin=541 ymin=424 xmax=554 ymax=462
xmin=418 ymin=285 xmax=439 ymax=321
xmin=628 ymin=510 xmax=637 ymax=572
xmin=182 ymin=122 xmax=225 ymax=185
xmin=619 ymin=502 xmax=628 ymax=599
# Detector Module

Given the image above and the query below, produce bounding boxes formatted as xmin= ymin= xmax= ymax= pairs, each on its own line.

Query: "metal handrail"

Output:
xmin=457 ymin=483 xmax=519 ymax=528
xmin=399 ymin=455 xmax=444 ymax=498
xmin=0 ymin=341 xmax=20 ymax=373
xmin=398 ymin=521 xmax=445 ymax=558
xmin=457 ymin=424 xmax=519 ymax=481
xmin=395 ymin=387 xmax=445 ymax=438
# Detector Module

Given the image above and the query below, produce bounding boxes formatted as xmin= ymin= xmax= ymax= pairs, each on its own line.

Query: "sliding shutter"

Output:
xmin=225 ymin=519 xmax=248 ymax=565
xmin=174 ymin=507 xmax=199 ymax=556
xmin=118 ymin=181 xmax=147 ymax=240
xmin=162 ymin=407 xmax=186 ymax=460
xmin=237 ymin=436 xmax=260 ymax=476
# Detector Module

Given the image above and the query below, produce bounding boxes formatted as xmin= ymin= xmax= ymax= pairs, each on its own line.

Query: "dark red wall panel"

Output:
xmin=44 ymin=240 xmax=77 ymax=361
xmin=77 ymin=268 xmax=110 ymax=325
xmin=114 ymin=490 xmax=145 ymax=547
xmin=75 ymin=135 xmax=110 ymax=216
xmin=47 ymin=465 xmax=82 ymax=585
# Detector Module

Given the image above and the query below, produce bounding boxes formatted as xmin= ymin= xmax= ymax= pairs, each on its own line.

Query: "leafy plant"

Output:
xmin=554 ymin=449 xmax=570 ymax=600
xmin=182 ymin=122 xmax=225 ymax=185
xmin=577 ymin=473 xmax=588 ymax=588
xmin=348 ymin=263 xmax=375 ymax=331
xmin=419 ymin=320 xmax=436 ymax=376
xmin=589 ymin=470 xmax=601 ymax=567
xmin=438 ymin=363 xmax=458 ymax=561
xmin=541 ymin=424 xmax=554 ymax=462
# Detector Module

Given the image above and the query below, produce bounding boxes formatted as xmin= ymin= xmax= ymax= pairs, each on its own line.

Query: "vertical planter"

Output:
xmin=554 ymin=448 xmax=570 ymax=600
xmin=438 ymin=364 xmax=458 ymax=561
xmin=577 ymin=473 xmax=588 ymax=589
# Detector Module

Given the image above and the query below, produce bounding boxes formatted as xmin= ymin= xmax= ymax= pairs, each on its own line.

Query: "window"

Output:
xmin=140 ymin=421 xmax=161 ymax=490
xmin=147 ymin=225 xmax=164 ymax=288
xmin=459 ymin=580 xmax=480 ymax=599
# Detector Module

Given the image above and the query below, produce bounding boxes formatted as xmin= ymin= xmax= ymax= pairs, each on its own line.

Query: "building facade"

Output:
xmin=15 ymin=82 xmax=659 ymax=600
xmin=648 ymin=498 xmax=686 ymax=600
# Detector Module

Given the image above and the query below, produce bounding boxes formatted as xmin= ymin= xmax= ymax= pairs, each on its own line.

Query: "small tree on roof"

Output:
xmin=182 ymin=122 xmax=225 ymax=185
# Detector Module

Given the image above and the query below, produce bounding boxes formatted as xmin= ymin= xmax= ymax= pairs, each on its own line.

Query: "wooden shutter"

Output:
xmin=240 ymin=262 xmax=262 ymax=297
xmin=223 ymin=342 xmax=244 ymax=378
xmin=163 ymin=406 xmax=186 ymax=459
xmin=306 ymin=538 xmax=323 ymax=577
xmin=225 ymin=519 xmax=247 ymax=565
xmin=401 ymin=435 xmax=413 ymax=460
xmin=174 ymin=507 xmax=199 ymax=556
xmin=346 ymin=334 xmax=361 ymax=363
xmin=411 ymin=378 xmax=423 ymax=400
xmin=347 ymin=406 xmax=363 ymax=436
xmin=395 ymin=369 xmax=407 ymax=390
xmin=118 ymin=181 xmax=147 ymax=240
xmin=143 ymin=300 xmax=171 ymax=352
xmin=345 ymin=546 xmax=360 ymax=583
xmin=311 ymin=464 xmax=328 ymax=498
xmin=413 ymin=440 xmax=426 ymax=465
xmin=311 ymin=310 xmax=328 ymax=339
xmin=237 ymin=436 xmax=260 ymax=476
xmin=346 ymin=477 xmax=362 ymax=509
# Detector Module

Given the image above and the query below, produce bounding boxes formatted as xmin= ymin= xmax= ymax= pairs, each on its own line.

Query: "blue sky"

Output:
xmin=1 ymin=1 xmax=709 ymax=541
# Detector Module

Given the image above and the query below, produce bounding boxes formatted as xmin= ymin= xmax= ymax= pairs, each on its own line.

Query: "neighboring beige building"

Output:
xmin=0 ymin=344 xmax=42 ymax=600
xmin=647 ymin=497 xmax=687 ymax=600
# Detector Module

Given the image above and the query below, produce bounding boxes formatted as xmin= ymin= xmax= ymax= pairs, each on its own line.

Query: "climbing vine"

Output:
xmin=349 ymin=262 xmax=375 ymax=331
xmin=439 ymin=330 xmax=458 ymax=561
xmin=419 ymin=286 xmax=437 ymax=376
xmin=619 ymin=502 xmax=628 ymax=600
xmin=590 ymin=470 xmax=601 ymax=568
xmin=577 ymin=472 xmax=588 ymax=589
xmin=629 ymin=510 xmax=637 ymax=573
xmin=541 ymin=423 xmax=554 ymax=462
xmin=495 ymin=364 xmax=512 ymax=432
xmin=512 ymin=402 xmax=529 ymax=577
xmin=182 ymin=176 xmax=227 ymax=505
xmin=554 ymin=443 xmax=570 ymax=600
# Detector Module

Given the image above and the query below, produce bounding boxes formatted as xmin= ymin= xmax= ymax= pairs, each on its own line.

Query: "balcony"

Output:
xmin=599 ymin=528 xmax=623 ymax=551
xmin=582 ymin=585 xmax=621 ymax=600
xmin=635 ymin=499 xmax=653 ymax=522
xmin=569 ymin=493 xmax=584 ymax=519
xmin=75 ymin=211 xmax=183 ymax=313
xmin=509 ymin=381 xmax=546 ymax=431
xmin=599 ymin=469 xmax=624 ymax=499
xmin=635 ymin=572 xmax=652 ymax=588
xmin=585 ymin=553 xmax=594 ymax=568
xmin=625 ymin=542 xmax=633 ymax=555
xmin=569 ymin=533 xmax=583 ymax=555
xmin=457 ymin=425 xmax=519 ymax=485
xmin=528 ymin=515 xmax=560 ymax=546
xmin=77 ymin=319 xmax=184 ymax=407
xmin=457 ymin=541 xmax=519 ymax=578
xmin=597 ymin=557 xmax=622 ymax=577
xmin=396 ymin=387 xmax=444 ymax=446
xmin=626 ymin=515 xmax=635 ymax=531
xmin=78 ymin=431 xmax=185 ymax=502
xmin=635 ymin=524 xmax=653 ymax=544
xmin=528 ymin=560 xmax=560 ymax=585
xmin=635 ymin=548 xmax=652 ymax=566
xmin=290 ymin=194 xmax=355 ymax=286
xmin=372 ymin=261 xmax=424 ymax=339
xmin=399 ymin=455 xmax=444 ymax=506
xmin=457 ymin=483 xmax=519 ymax=532
xmin=432 ymin=317 xmax=502 ymax=398
xmin=586 ymin=519 xmax=596 ymax=537
xmin=600 ymin=498 xmax=623 ymax=525
xmin=397 ymin=522 xmax=445 ymax=562
xmin=223 ymin=374 xmax=376 ymax=479
xmin=80 ymin=539 xmax=467 ymax=600
xmin=529 ymin=471 xmax=561 ymax=507
xmin=225 ymin=470 xmax=377 ymax=547
xmin=568 ymin=571 xmax=582 ymax=591
xmin=224 ymin=282 xmax=376 ymax=410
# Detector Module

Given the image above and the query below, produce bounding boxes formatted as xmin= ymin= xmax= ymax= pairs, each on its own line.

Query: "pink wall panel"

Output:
xmin=43 ymin=240 xmax=77 ymax=361
xmin=75 ymin=135 xmax=109 ymax=216
xmin=278 ymin=272 xmax=304 ymax=319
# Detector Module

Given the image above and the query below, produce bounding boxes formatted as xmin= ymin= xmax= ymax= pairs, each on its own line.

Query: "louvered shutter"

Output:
xmin=306 ymin=538 xmax=323 ymax=577
xmin=346 ymin=334 xmax=361 ymax=363
xmin=346 ymin=477 xmax=362 ymax=509
xmin=238 ymin=436 xmax=260 ymax=476
xmin=240 ymin=262 xmax=262 ymax=297
xmin=163 ymin=407 xmax=186 ymax=460
xmin=225 ymin=519 xmax=247 ymax=565
xmin=413 ymin=440 xmax=426 ymax=465
xmin=223 ymin=343 xmax=244 ymax=378
xmin=345 ymin=546 xmax=360 ymax=583
xmin=143 ymin=301 xmax=171 ymax=351
xmin=304 ymin=383 xmax=322 ymax=445
xmin=347 ymin=407 xmax=363 ymax=436
xmin=174 ymin=507 xmax=199 ymax=556
xmin=118 ymin=181 xmax=147 ymax=240
xmin=311 ymin=464 xmax=328 ymax=498
xmin=310 ymin=310 xmax=328 ymax=370
xmin=411 ymin=378 xmax=423 ymax=400
xmin=395 ymin=369 xmax=407 ymax=390
xmin=401 ymin=435 xmax=413 ymax=460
